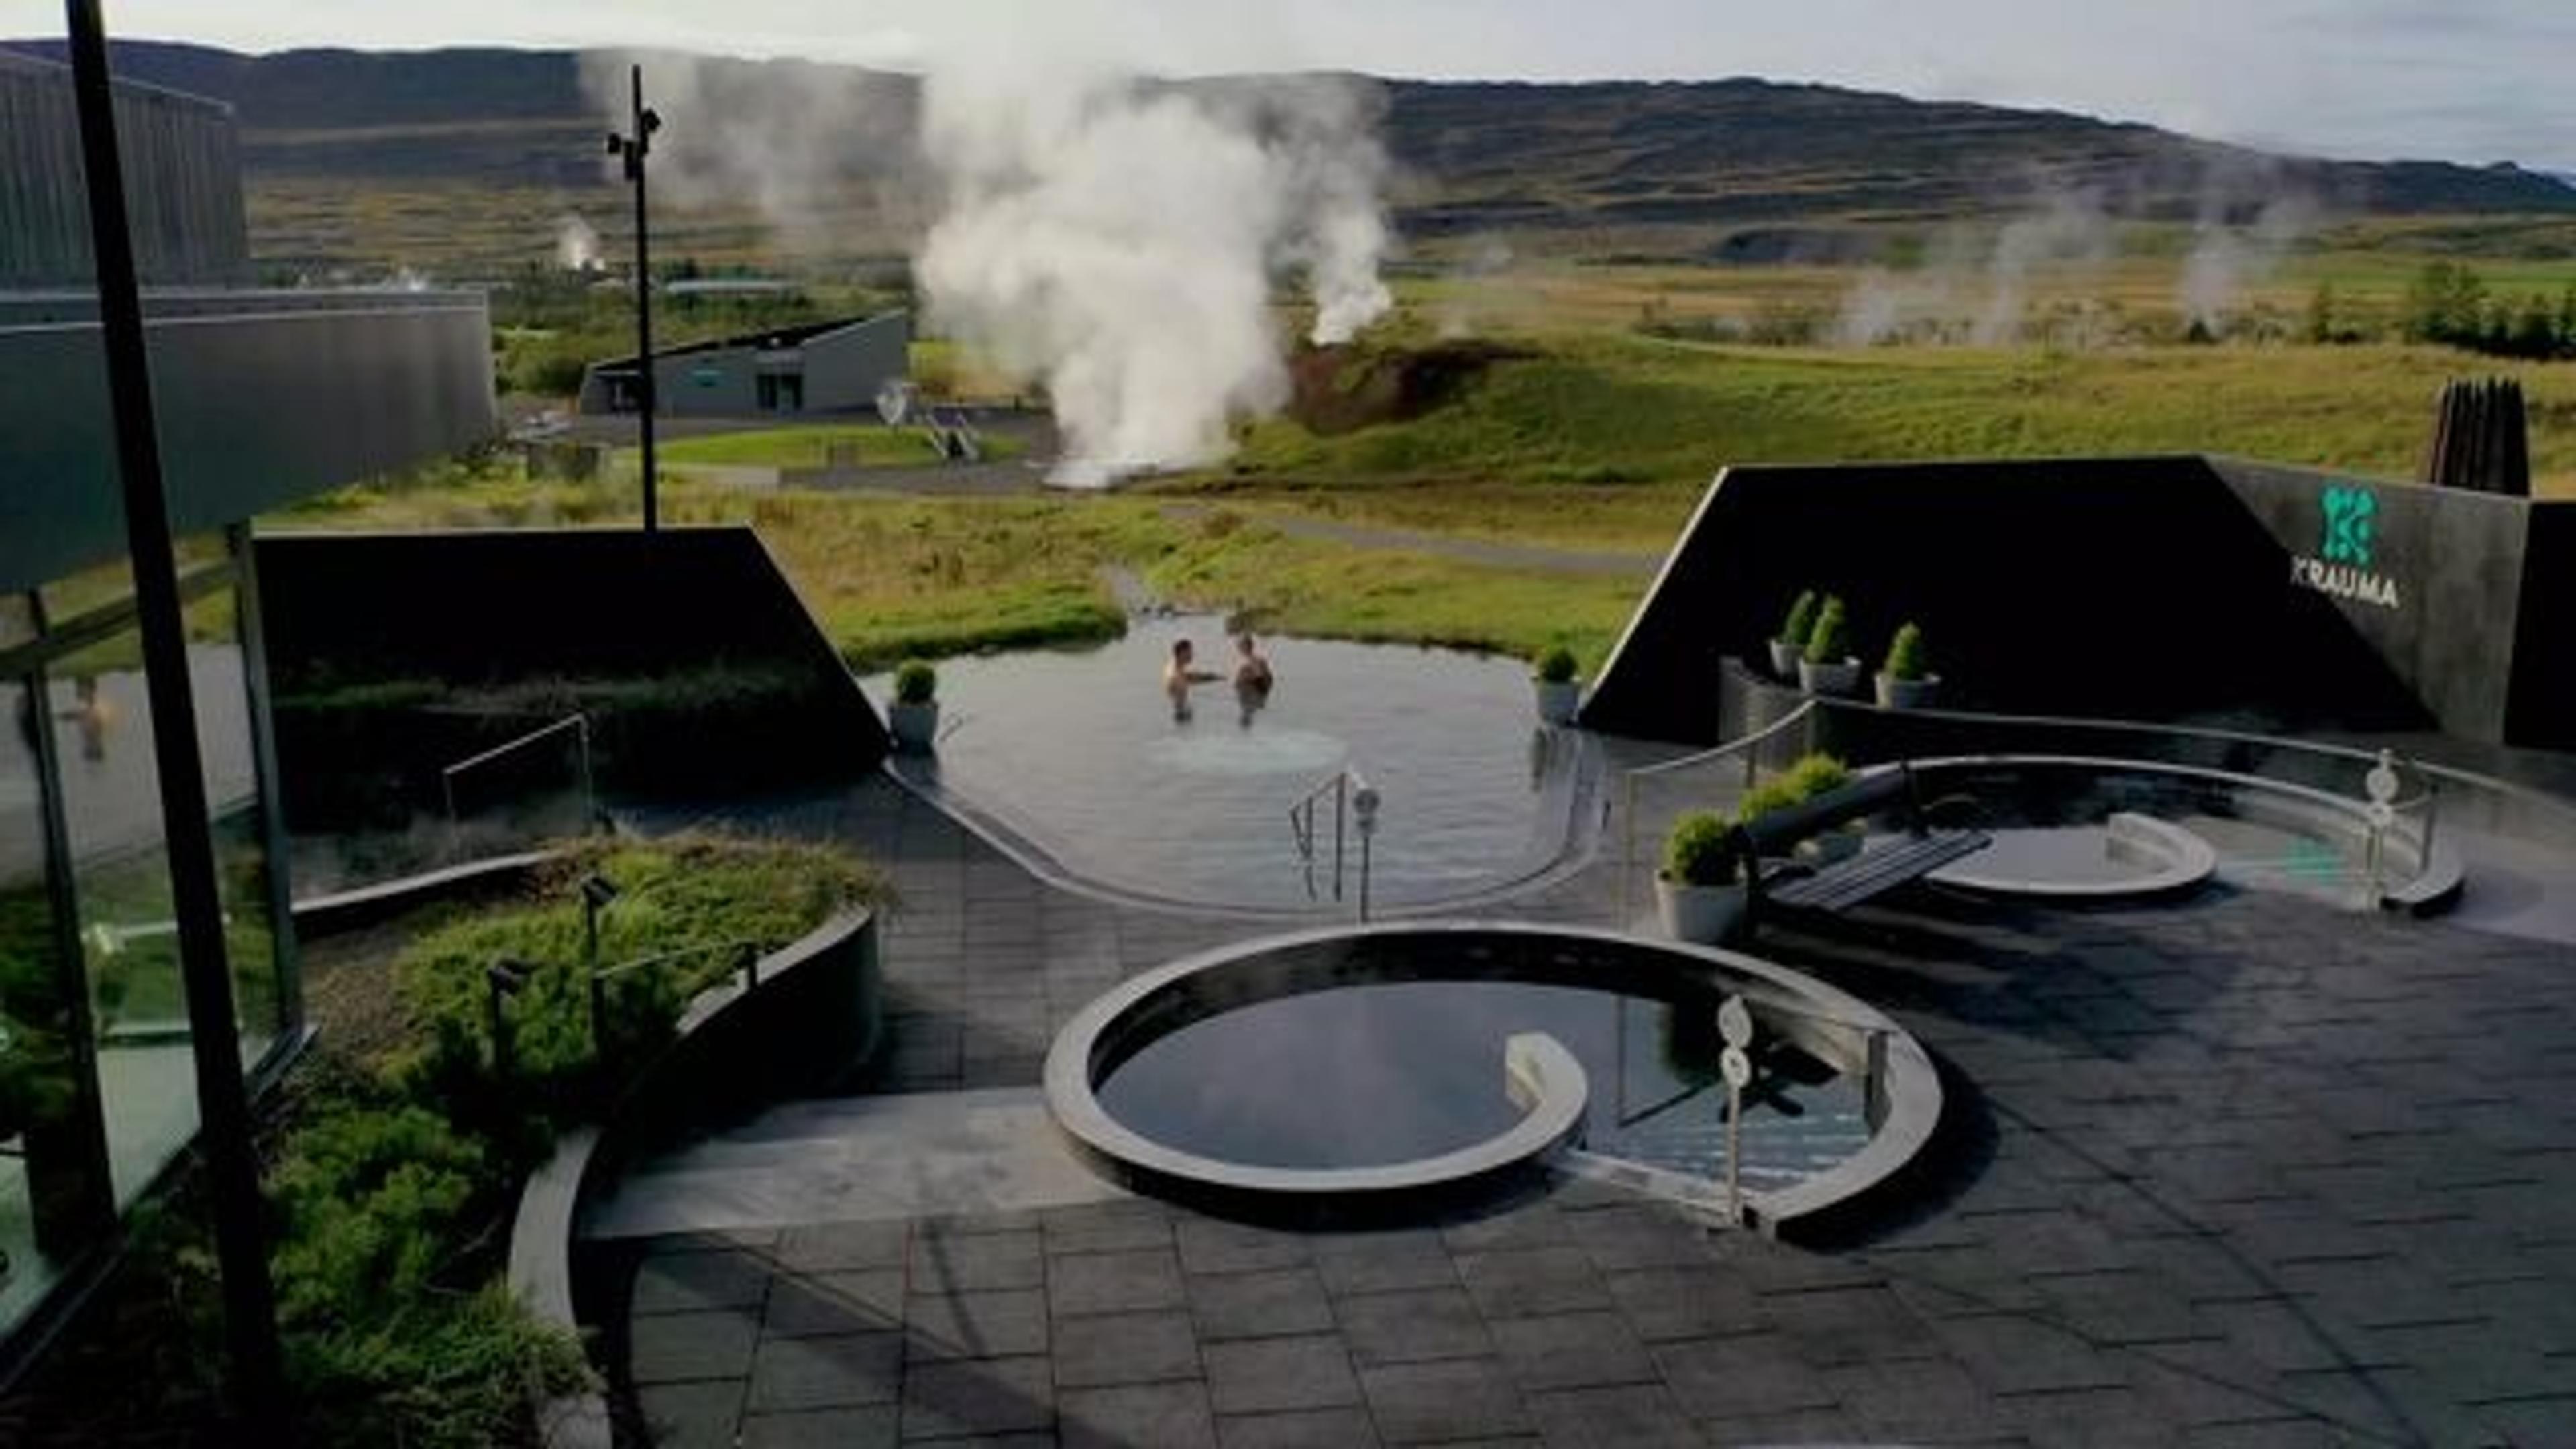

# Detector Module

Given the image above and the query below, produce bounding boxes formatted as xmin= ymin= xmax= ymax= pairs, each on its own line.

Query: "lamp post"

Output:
xmin=486 ymin=958 xmax=537 ymax=1079
xmin=606 ymin=65 xmax=663 ymax=531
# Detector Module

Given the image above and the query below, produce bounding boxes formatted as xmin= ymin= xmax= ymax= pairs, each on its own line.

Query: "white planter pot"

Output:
xmin=1766 ymin=639 xmax=1803 ymax=679
xmin=1534 ymin=678 xmax=1582 ymax=726
xmin=1798 ymin=657 xmax=1864 ymax=697
xmin=1655 ymin=877 xmax=1747 ymax=945
xmin=1874 ymin=672 xmax=1941 ymax=710
xmin=888 ymin=700 xmax=939 ymax=753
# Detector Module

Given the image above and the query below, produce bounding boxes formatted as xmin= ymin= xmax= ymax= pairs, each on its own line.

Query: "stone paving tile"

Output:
xmin=741 ymin=1405 xmax=902 ymax=1449
xmin=1042 ymin=1200 xmax=1175 ymax=1256
xmin=1519 ymin=1383 xmax=1701 ymax=1448
xmin=1334 ymin=1285 xmax=1494 ymax=1367
xmin=1651 ymin=1334 xmax=1841 ymax=1420
xmin=904 ymin=1289 xmax=1051 ymax=1362
xmin=1051 ymin=1309 xmax=1202 ymax=1388
xmin=1050 ymin=1247 xmax=1187 ymax=1316
xmin=898 ymin=1355 xmax=1055 ymax=1440
xmin=1600 ymin=1265 xmax=1758 ymax=1342
xmin=1358 ymin=1358 xmax=1532 ymax=1444
xmin=912 ymin=1228 xmax=1046 ymax=1294
xmin=1311 ymin=1232 xmax=1460 ymax=1298
xmin=1761 ymin=1281 xmax=1947 ymax=1368
xmin=1201 ymin=1335 xmax=1362 ymax=1416
xmin=1059 ymin=1381 xmax=1218 ymax=1449
xmin=1483 ymin=1311 xmax=1654 ymax=1393
xmin=748 ymin=1332 xmax=905 ymax=1413
xmin=1188 ymin=1266 xmax=1336 ymax=1341
xmin=637 ymin=1381 xmax=747 ymax=1449
xmin=629 ymin=1309 xmax=760 ymax=1383
xmin=765 ymin=1269 xmax=906 ymax=1338
xmin=633 ymin=1247 xmax=773 ymax=1315
xmin=1177 ymin=1218 xmax=1311 ymax=1275
xmin=777 ymin=1218 xmax=912 ymax=1273
xmin=1216 ymin=1407 xmax=1384 ymax=1448
xmin=1454 ymin=1246 xmax=1615 ymax=1319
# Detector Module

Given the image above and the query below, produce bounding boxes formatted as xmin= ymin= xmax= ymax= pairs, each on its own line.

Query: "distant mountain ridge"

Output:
xmin=6 ymin=37 xmax=2571 ymax=258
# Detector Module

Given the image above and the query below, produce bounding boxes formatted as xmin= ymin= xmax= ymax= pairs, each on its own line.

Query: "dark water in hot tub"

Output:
xmin=1094 ymin=978 xmax=1870 ymax=1190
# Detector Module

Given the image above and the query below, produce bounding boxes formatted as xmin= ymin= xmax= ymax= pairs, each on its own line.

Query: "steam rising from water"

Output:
xmin=916 ymin=68 xmax=1393 ymax=486
xmin=557 ymin=213 xmax=602 ymax=272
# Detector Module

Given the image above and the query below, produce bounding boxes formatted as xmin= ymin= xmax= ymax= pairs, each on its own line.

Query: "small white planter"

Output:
xmin=1798 ymin=657 xmax=1864 ymax=697
xmin=1766 ymin=639 xmax=1804 ymax=679
xmin=1534 ymin=678 xmax=1582 ymax=726
xmin=1874 ymin=672 xmax=1941 ymax=710
xmin=888 ymin=700 xmax=939 ymax=753
xmin=1655 ymin=877 xmax=1747 ymax=945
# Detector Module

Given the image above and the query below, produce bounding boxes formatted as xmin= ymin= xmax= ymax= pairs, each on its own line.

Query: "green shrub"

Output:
xmin=1802 ymin=596 xmax=1853 ymax=665
xmin=1662 ymin=811 xmax=1740 ymax=886
xmin=1739 ymin=752 xmax=1853 ymax=824
xmin=1883 ymin=622 xmax=1930 ymax=681
xmin=1532 ymin=643 xmax=1580 ymax=684
xmin=1786 ymin=752 xmax=1853 ymax=798
xmin=894 ymin=658 xmax=938 ymax=704
xmin=392 ymin=833 xmax=889 ymax=1134
xmin=1776 ymin=590 xmax=1819 ymax=647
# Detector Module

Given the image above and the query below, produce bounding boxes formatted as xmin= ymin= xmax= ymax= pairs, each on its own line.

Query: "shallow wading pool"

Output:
xmin=875 ymin=616 xmax=1590 ymax=912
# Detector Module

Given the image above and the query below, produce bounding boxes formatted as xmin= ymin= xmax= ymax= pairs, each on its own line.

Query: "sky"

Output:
xmin=4 ymin=0 xmax=2572 ymax=172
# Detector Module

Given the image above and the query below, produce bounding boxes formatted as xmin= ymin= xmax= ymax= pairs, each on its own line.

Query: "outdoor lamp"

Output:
xmin=486 ymin=957 xmax=539 ymax=1076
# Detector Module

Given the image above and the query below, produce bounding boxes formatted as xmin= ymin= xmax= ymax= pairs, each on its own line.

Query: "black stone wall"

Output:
xmin=1584 ymin=455 xmax=2570 ymax=750
xmin=254 ymin=527 xmax=887 ymax=822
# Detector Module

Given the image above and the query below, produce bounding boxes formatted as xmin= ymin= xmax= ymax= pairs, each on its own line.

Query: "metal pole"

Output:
xmin=629 ymin=64 xmax=659 ymax=533
xmin=1332 ymin=773 xmax=1346 ymax=902
xmin=61 ymin=0 xmax=287 ymax=1429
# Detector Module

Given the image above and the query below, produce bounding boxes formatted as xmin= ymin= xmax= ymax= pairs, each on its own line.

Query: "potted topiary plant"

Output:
xmin=1656 ymin=810 xmax=1747 ymax=944
xmin=1874 ymin=621 xmax=1940 ymax=710
xmin=1768 ymin=590 xmax=1819 ymax=679
xmin=1532 ymin=643 xmax=1582 ymax=726
xmin=1778 ymin=751 xmax=1863 ymax=863
xmin=888 ymin=658 xmax=939 ymax=753
xmin=1796 ymin=596 xmax=1863 ymax=697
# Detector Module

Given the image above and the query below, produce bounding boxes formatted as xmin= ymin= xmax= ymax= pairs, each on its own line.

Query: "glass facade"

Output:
xmin=0 ymin=535 xmax=297 ymax=1346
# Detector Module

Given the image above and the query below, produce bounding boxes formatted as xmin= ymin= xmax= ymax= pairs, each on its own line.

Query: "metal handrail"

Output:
xmin=439 ymin=711 xmax=597 ymax=855
xmin=587 ymin=935 xmax=768 ymax=1059
xmin=1288 ymin=767 xmax=1379 ymax=919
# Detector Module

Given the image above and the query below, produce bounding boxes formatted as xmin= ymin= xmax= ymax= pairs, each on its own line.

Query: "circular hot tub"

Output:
xmin=1044 ymin=922 xmax=1943 ymax=1229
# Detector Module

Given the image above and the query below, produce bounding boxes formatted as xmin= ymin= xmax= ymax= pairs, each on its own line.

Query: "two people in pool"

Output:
xmin=1165 ymin=634 xmax=1273 ymax=724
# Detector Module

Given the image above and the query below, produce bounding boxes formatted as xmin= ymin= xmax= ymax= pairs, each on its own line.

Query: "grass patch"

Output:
xmin=661 ymin=423 xmax=1027 ymax=471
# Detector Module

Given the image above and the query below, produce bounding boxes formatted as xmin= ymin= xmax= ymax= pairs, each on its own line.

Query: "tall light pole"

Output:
xmin=62 ymin=0 xmax=287 ymax=1432
xmin=606 ymin=65 xmax=662 ymax=531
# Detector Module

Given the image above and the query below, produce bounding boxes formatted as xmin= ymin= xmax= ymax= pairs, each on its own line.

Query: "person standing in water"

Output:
xmin=1163 ymin=638 xmax=1221 ymax=721
xmin=1232 ymin=633 xmax=1275 ymax=727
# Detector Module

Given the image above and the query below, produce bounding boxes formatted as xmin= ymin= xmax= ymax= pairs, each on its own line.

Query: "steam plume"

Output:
xmin=556 ymin=213 xmax=602 ymax=272
xmin=915 ymin=66 xmax=1394 ymax=486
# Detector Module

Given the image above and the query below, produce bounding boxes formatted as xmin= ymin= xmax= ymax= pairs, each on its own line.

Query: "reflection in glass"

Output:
xmin=2 ymin=678 xmax=111 ymax=1336
xmin=52 ymin=585 xmax=286 ymax=1204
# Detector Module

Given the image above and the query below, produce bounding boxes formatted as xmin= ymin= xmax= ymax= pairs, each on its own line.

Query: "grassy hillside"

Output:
xmin=1199 ymin=333 xmax=2576 ymax=542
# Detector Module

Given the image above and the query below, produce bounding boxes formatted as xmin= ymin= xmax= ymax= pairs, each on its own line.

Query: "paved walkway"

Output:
xmin=590 ymin=772 xmax=2576 ymax=1448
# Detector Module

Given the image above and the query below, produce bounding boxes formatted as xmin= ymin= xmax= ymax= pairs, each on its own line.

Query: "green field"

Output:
xmin=661 ymin=423 xmax=1024 ymax=471
xmin=288 ymin=249 xmax=2576 ymax=677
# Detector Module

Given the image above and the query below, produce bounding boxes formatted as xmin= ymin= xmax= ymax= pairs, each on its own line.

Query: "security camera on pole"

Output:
xmin=606 ymin=66 xmax=663 ymax=531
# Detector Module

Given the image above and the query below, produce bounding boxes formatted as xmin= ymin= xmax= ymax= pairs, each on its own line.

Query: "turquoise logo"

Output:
xmin=2320 ymin=486 xmax=2377 ymax=568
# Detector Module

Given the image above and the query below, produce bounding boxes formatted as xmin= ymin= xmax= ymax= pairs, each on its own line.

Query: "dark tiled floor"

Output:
xmin=604 ymin=773 xmax=2576 ymax=1446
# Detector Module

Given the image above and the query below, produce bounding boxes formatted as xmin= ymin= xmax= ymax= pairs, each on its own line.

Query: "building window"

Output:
xmin=1 ymin=676 xmax=115 ymax=1340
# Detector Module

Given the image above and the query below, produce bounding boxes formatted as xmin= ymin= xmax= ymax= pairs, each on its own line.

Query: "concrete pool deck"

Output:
xmin=594 ymin=762 xmax=2576 ymax=1447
